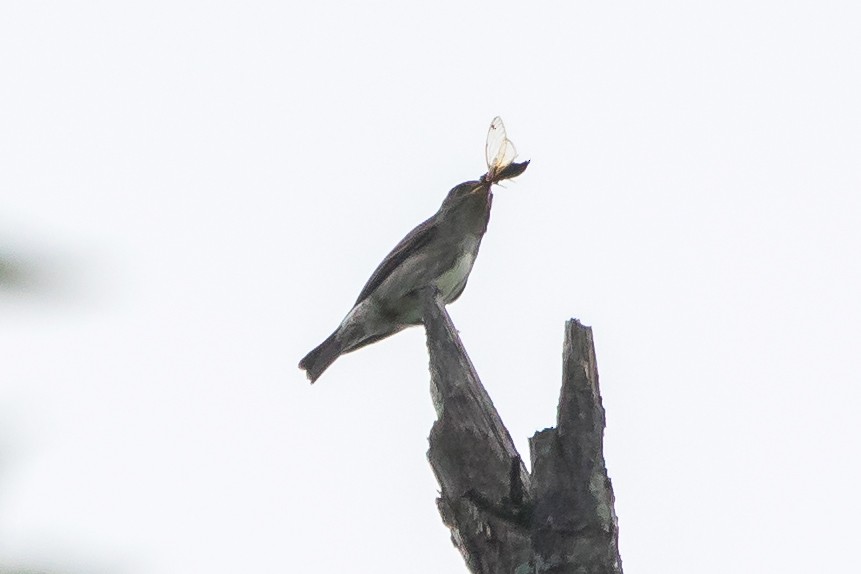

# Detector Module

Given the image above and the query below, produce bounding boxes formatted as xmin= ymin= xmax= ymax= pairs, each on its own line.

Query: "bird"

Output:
xmin=299 ymin=117 xmax=528 ymax=383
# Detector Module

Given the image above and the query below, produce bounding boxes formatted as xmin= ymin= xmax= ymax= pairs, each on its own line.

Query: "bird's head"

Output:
xmin=436 ymin=180 xmax=492 ymax=235
xmin=441 ymin=180 xmax=489 ymax=207
xmin=439 ymin=159 xmax=530 ymax=210
xmin=437 ymin=160 xmax=530 ymax=236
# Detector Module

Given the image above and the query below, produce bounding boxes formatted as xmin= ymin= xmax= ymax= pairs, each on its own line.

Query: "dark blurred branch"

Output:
xmin=422 ymin=290 xmax=622 ymax=574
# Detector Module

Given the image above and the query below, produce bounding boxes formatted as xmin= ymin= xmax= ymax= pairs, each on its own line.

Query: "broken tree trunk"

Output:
xmin=422 ymin=291 xmax=622 ymax=574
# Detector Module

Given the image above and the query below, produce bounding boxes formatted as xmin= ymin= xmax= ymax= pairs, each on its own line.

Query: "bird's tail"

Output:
xmin=299 ymin=332 xmax=342 ymax=384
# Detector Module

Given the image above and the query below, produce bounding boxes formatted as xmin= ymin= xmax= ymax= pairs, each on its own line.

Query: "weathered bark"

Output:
xmin=422 ymin=289 xmax=532 ymax=574
xmin=423 ymin=292 xmax=622 ymax=574
xmin=528 ymin=320 xmax=622 ymax=574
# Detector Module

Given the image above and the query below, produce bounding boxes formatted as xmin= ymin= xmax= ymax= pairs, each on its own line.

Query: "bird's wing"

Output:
xmin=354 ymin=215 xmax=439 ymax=305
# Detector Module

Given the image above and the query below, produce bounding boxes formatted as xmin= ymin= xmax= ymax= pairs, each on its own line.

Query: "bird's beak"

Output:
xmin=471 ymin=181 xmax=491 ymax=194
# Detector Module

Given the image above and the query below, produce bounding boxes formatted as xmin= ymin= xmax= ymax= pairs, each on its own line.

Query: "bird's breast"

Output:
xmin=434 ymin=235 xmax=481 ymax=302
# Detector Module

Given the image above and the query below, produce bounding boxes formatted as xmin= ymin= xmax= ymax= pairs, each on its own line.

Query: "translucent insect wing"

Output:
xmin=485 ymin=116 xmax=518 ymax=174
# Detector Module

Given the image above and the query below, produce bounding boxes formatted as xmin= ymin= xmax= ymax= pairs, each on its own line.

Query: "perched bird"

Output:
xmin=299 ymin=117 xmax=528 ymax=383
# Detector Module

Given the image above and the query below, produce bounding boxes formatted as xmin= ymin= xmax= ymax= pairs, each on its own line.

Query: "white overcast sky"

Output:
xmin=2 ymin=2 xmax=860 ymax=573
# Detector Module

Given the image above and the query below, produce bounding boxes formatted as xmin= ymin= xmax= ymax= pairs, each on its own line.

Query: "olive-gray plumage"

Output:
xmin=299 ymin=160 xmax=528 ymax=383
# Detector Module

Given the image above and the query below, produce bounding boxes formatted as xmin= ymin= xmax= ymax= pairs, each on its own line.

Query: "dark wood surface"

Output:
xmin=422 ymin=291 xmax=622 ymax=574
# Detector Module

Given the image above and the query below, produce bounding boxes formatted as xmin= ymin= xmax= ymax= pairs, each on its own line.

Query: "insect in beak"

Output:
xmin=485 ymin=116 xmax=518 ymax=182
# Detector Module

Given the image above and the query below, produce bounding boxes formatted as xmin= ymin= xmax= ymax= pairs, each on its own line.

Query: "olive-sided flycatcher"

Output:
xmin=299 ymin=118 xmax=528 ymax=383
